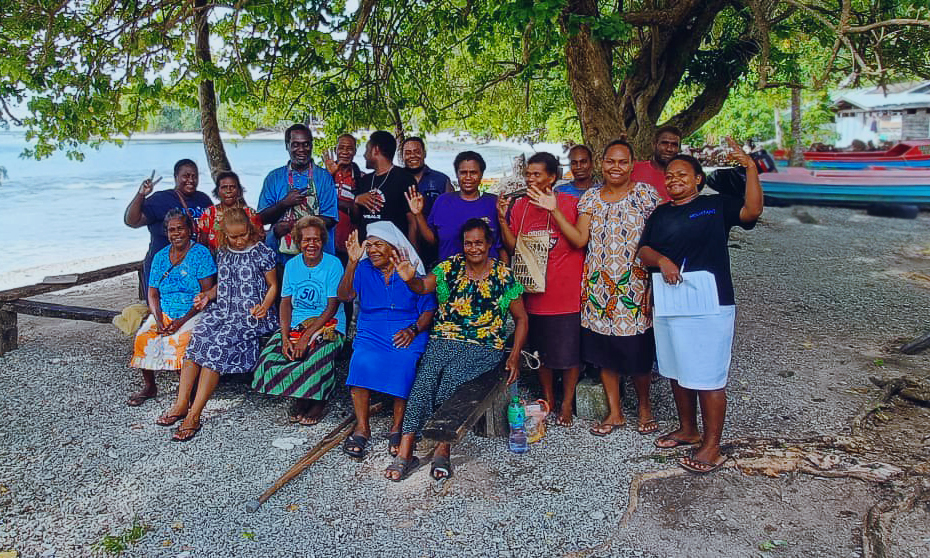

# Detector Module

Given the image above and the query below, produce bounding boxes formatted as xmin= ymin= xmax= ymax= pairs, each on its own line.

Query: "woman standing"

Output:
xmin=406 ymin=151 xmax=506 ymax=265
xmin=384 ymin=219 xmax=528 ymax=481
xmin=124 ymin=159 xmax=213 ymax=297
xmin=128 ymin=209 xmax=216 ymax=406
xmin=638 ymin=140 xmax=762 ymax=474
xmin=197 ymin=171 xmax=264 ymax=252
xmin=252 ymin=216 xmax=346 ymax=425
xmin=497 ymin=152 xmax=585 ymax=426
xmin=157 ymin=209 xmax=279 ymax=441
xmin=530 ymin=140 xmax=663 ymax=436
xmin=337 ymin=223 xmax=437 ymax=458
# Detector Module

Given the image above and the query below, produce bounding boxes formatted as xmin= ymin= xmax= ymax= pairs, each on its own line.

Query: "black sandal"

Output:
xmin=430 ymin=456 xmax=453 ymax=480
xmin=384 ymin=456 xmax=420 ymax=482
xmin=387 ymin=432 xmax=402 ymax=457
xmin=343 ymin=434 xmax=368 ymax=459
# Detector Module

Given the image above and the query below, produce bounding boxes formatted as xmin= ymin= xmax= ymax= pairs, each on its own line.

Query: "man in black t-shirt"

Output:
xmin=355 ymin=130 xmax=418 ymax=244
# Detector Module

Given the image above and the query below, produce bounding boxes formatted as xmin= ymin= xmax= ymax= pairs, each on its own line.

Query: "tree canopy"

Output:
xmin=2 ymin=1 xmax=928 ymax=172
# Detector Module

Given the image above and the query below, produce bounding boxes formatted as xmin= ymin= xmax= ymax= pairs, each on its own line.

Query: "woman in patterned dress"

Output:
xmin=156 ymin=209 xmax=279 ymax=441
xmin=197 ymin=171 xmax=264 ymax=253
xmin=128 ymin=209 xmax=216 ymax=406
xmin=384 ymin=218 xmax=528 ymax=481
xmin=528 ymin=139 xmax=663 ymax=436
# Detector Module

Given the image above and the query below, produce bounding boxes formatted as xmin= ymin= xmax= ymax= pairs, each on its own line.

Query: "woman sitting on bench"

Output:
xmin=337 ymin=222 xmax=437 ymax=459
xmin=128 ymin=209 xmax=216 ymax=406
xmin=385 ymin=218 xmax=528 ymax=482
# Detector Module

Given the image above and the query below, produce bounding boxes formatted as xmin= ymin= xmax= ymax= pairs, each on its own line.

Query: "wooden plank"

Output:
xmin=0 ymin=309 xmax=16 ymax=355
xmin=421 ymin=363 xmax=507 ymax=443
xmin=1 ymin=300 xmax=119 ymax=324
xmin=0 ymin=261 xmax=142 ymax=302
xmin=41 ymin=274 xmax=80 ymax=285
xmin=900 ymin=330 xmax=930 ymax=355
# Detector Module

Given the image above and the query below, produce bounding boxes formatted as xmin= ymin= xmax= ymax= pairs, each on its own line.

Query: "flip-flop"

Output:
xmin=384 ymin=456 xmax=420 ymax=482
xmin=171 ymin=422 xmax=201 ymax=443
xmin=126 ymin=393 xmax=155 ymax=407
xmin=679 ymin=454 xmax=730 ymax=474
xmin=155 ymin=412 xmax=187 ymax=427
xmin=589 ymin=422 xmax=625 ymax=437
xmin=343 ymin=434 xmax=369 ymax=459
xmin=299 ymin=407 xmax=328 ymax=426
xmin=637 ymin=419 xmax=660 ymax=435
xmin=387 ymin=432 xmax=402 ymax=457
xmin=430 ymin=456 xmax=453 ymax=480
xmin=654 ymin=434 xmax=701 ymax=449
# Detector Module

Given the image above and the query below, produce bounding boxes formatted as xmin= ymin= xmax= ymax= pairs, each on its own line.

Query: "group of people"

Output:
xmin=122 ymin=122 xmax=762 ymax=478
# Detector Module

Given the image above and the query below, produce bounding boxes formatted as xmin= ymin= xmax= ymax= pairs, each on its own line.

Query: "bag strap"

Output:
xmin=174 ymin=190 xmax=199 ymax=236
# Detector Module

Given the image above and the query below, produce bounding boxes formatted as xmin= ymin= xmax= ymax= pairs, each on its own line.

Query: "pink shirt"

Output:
xmin=631 ymin=161 xmax=670 ymax=201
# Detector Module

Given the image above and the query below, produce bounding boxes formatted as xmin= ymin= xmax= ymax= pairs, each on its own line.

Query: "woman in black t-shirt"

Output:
xmin=638 ymin=139 xmax=762 ymax=474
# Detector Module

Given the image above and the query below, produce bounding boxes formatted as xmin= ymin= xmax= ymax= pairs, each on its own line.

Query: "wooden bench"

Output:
xmin=0 ymin=262 xmax=142 ymax=355
xmin=420 ymin=354 xmax=512 ymax=442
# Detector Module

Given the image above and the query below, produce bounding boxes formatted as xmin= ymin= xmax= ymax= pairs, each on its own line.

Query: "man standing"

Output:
xmin=401 ymin=136 xmax=453 ymax=216
xmin=355 ymin=130 xmax=418 ymax=244
xmin=631 ymin=126 xmax=682 ymax=201
xmin=323 ymin=133 xmax=364 ymax=262
xmin=258 ymin=124 xmax=338 ymax=264
xmin=555 ymin=144 xmax=596 ymax=199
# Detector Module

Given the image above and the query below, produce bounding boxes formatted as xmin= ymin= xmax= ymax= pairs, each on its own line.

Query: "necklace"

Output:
xmin=372 ymin=166 xmax=393 ymax=193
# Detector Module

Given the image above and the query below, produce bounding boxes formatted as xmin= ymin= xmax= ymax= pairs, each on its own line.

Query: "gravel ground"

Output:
xmin=1 ymin=205 xmax=928 ymax=558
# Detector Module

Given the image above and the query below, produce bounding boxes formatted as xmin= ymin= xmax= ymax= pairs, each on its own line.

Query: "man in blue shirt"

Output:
xmin=401 ymin=136 xmax=452 ymax=216
xmin=555 ymin=144 xmax=597 ymax=199
xmin=258 ymin=124 xmax=338 ymax=264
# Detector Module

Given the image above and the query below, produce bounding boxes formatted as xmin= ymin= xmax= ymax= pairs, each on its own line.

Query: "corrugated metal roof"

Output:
xmin=831 ymin=80 xmax=930 ymax=110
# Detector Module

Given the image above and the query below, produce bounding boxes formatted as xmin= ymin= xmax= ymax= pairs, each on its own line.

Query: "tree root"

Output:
xmin=862 ymin=463 xmax=930 ymax=558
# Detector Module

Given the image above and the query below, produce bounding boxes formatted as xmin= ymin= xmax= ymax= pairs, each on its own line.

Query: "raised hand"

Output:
xmin=405 ymin=186 xmax=424 ymax=215
xmin=389 ymin=248 xmax=417 ymax=282
xmin=496 ymin=194 xmax=511 ymax=222
xmin=321 ymin=148 xmax=338 ymax=174
xmin=725 ymin=136 xmax=753 ymax=169
xmin=527 ymin=184 xmax=557 ymax=212
xmin=138 ymin=170 xmax=162 ymax=197
xmin=345 ymin=229 xmax=366 ymax=263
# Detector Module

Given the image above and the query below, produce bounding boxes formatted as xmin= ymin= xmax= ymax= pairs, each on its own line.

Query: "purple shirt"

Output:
xmin=427 ymin=192 xmax=502 ymax=262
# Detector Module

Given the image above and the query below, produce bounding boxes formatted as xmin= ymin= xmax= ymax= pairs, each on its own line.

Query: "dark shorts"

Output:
xmin=527 ymin=313 xmax=582 ymax=370
xmin=581 ymin=327 xmax=655 ymax=376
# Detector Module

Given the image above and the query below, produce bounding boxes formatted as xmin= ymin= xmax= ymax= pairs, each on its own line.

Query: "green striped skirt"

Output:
xmin=251 ymin=331 xmax=345 ymax=401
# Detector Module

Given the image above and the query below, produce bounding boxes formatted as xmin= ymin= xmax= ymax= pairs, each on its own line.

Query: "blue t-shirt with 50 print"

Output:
xmin=281 ymin=252 xmax=346 ymax=334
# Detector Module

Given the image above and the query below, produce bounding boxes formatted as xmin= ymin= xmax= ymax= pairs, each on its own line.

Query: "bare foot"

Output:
xmin=556 ymin=403 xmax=573 ymax=427
xmin=127 ymin=387 xmax=156 ymax=407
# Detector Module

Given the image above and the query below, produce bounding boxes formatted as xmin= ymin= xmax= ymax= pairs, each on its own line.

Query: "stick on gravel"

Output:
xmin=246 ymin=402 xmax=385 ymax=512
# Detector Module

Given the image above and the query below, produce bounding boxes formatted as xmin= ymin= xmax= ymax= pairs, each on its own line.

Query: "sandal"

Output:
xmin=172 ymin=422 xmax=201 ymax=442
xmin=654 ymin=434 xmax=701 ymax=449
xmin=299 ymin=407 xmax=328 ymax=426
xmin=387 ymin=432 xmax=402 ymax=458
xmin=679 ymin=454 xmax=730 ymax=474
xmin=589 ymin=421 xmax=625 ymax=437
xmin=155 ymin=412 xmax=187 ymax=427
xmin=637 ymin=419 xmax=659 ymax=435
xmin=343 ymin=434 xmax=369 ymax=459
xmin=384 ymin=456 xmax=420 ymax=482
xmin=430 ymin=456 xmax=453 ymax=480
xmin=126 ymin=392 xmax=155 ymax=407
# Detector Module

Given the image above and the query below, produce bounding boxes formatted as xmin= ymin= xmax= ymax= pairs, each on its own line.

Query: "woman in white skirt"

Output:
xmin=637 ymin=138 xmax=762 ymax=474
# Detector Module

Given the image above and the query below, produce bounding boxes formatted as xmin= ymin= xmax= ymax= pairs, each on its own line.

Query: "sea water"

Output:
xmin=0 ymin=131 xmax=531 ymax=289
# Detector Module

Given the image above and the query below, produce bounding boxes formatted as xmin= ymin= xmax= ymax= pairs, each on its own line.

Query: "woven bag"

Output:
xmin=511 ymin=204 xmax=551 ymax=293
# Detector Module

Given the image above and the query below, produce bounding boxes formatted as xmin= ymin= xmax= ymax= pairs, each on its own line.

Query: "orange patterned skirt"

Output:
xmin=129 ymin=314 xmax=201 ymax=371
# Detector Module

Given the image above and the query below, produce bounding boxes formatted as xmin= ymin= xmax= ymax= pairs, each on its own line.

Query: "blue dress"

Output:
xmin=346 ymin=259 xmax=437 ymax=398
xmin=185 ymin=243 xmax=279 ymax=374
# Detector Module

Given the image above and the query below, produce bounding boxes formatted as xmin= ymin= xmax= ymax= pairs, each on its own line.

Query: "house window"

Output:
xmin=907 ymin=109 xmax=917 ymax=114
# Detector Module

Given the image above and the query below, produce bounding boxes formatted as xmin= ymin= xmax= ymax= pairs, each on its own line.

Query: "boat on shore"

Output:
xmin=803 ymin=140 xmax=930 ymax=169
xmin=759 ymin=167 xmax=930 ymax=210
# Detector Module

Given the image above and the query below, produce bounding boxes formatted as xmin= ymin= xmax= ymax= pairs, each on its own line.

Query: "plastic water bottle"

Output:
xmin=507 ymin=395 xmax=528 ymax=454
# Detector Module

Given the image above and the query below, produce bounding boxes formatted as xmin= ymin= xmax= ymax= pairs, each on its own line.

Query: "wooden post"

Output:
xmin=0 ymin=309 xmax=17 ymax=355
xmin=473 ymin=385 xmax=510 ymax=438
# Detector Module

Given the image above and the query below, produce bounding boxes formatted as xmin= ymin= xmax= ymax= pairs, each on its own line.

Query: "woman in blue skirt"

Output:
xmin=337 ymin=222 xmax=437 ymax=458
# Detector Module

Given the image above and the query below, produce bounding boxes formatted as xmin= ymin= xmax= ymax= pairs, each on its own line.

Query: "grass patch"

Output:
xmin=92 ymin=519 xmax=151 ymax=555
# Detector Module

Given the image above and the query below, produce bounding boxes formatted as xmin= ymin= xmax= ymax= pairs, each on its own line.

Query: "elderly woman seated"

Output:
xmin=337 ymin=222 xmax=437 ymax=459
xmin=384 ymin=218 xmax=528 ymax=481
xmin=252 ymin=216 xmax=346 ymax=425
xmin=128 ymin=208 xmax=216 ymax=406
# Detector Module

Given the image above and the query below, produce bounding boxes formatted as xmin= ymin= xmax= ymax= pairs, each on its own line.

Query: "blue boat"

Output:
xmin=759 ymin=168 xmax=930 ymax=208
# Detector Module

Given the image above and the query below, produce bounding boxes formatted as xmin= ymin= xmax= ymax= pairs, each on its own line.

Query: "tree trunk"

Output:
xmin=560 ymin=0 xmax=623 ymax=158
xmin=789 ymin=87 xmax=804 ymax=166
xmin=194 ymin=0 xmax=230 ymax=179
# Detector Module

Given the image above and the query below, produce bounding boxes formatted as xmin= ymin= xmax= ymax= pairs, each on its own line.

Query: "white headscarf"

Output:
xmin=362 ymin=221 xmax=426 ymax=275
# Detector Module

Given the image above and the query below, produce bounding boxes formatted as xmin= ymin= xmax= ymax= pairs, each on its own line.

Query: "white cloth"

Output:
xmin=362 ymin=221 xmax=425 ymax=275
xmin=654 ymin=305 xmax=736 ymax=390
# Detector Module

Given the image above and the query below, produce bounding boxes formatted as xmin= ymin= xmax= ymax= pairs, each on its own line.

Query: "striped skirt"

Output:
xmin=251 ymin=331 xmax=345 ymax=401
